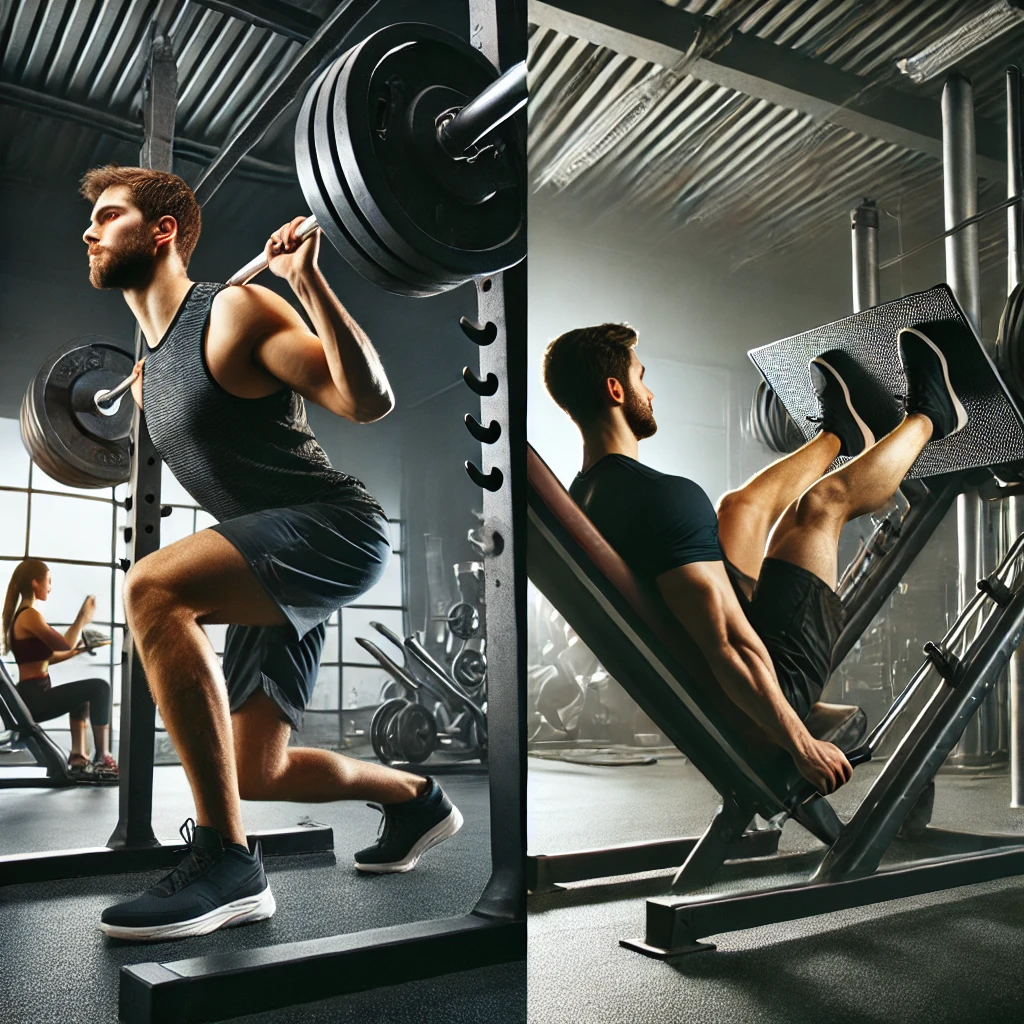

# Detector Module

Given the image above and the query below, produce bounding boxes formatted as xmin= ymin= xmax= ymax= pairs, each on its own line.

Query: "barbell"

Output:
xmin=21 ymin=23 xmax=527 ymax=489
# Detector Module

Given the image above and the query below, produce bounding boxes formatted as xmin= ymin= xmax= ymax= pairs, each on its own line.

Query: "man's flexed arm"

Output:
xmin=253 ymin=217 xmax=394 ymax=423
xmin=656 ymin=560 xmax=852 ymax=794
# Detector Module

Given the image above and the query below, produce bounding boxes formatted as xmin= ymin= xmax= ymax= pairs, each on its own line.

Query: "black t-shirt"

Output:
xmin=569 ymin=455 xmax=724 ymax=583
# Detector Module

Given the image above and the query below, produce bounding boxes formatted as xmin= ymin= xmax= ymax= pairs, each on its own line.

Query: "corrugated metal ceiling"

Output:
xmin=529 ymin=0 xmax=1023 ymax=264
xmin=0 ymin=0 xmax=302 ymax=169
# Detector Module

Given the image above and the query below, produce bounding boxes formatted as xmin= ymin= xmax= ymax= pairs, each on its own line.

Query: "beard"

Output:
xmin=88 ymin=225 xmax=155 ymax=290
xmin=624 ymin=382 xmax=657 ymax=440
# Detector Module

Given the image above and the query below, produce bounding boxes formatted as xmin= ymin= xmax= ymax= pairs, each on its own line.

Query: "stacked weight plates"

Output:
xmin=749 ymin=379 xmax=804 ymax=454
xmin=295 ymin=23 xmax=526 ymax=297
xmin=20 ymin=336 xmax=134 ymax=489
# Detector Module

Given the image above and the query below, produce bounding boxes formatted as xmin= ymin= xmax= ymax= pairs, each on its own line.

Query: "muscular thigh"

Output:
xmin=131 ymin=529 xmax=287 ymax=628
xmin=715 ymin=491 xmax=779 ymax=583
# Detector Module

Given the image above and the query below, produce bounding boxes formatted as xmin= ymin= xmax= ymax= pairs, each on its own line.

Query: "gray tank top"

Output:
xmin=142 ymin=282 xmax=382 ymax=522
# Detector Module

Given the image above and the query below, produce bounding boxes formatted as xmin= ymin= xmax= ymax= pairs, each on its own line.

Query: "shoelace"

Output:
xmin=366 ymin=803 xmax=393 ymax=846
xmin=153 ymin=818 xmax=215 ymax=895
xmin=805 ymin=414 xmax=824 ymax=424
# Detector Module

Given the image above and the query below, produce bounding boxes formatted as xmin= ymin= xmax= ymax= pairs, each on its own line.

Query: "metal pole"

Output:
xmin=1007 ymin=65 xmax=1024 ymax=805
xmin=942 ymin=73 xmax=999 ymax=768
xmin=107 ymin=29 xmax=174 ymax=850
xmin=467 ymin=0 xmax=526 ymax=927
xmin=851 ymin=199 xmax=879 ymax=312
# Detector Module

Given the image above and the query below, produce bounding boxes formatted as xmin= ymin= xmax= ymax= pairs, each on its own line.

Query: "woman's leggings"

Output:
xmin=16 ymin=676 xmax=111 ymax=726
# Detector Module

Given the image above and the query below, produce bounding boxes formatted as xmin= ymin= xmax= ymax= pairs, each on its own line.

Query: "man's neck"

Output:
xmin=580 ymin=417 xmax=639 ymax=472
xmin=123 ymin=267 xmax=194 ymax=350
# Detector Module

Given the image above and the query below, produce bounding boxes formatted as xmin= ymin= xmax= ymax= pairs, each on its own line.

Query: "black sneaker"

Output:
xmin=897 ymin=324 xmax=968 ymax=440
xmin=354 ymin=778 xmax=463 ymax=873
xmin=808 ymin=352 xmax=875 ymax=456
xmin=99 ymin=819 xmax=275 ymax=941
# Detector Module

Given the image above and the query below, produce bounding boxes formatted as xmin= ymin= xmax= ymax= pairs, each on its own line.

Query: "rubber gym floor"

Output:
xmin=528 ymin=753 xmax=1024 ymax=1024
xmin=0 ymin=761 xmax=523 ymax=1024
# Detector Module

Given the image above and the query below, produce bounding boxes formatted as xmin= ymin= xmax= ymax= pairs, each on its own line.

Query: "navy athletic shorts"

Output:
xmin=211 ymin=500 xmax=390 ymax=729
xmin=725 ymin=557 xmax=845 ymax=721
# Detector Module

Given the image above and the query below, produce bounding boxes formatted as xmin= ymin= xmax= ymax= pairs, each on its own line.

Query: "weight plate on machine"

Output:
xmin=370 ymin=698 xmax=407 ymax=764
xmin=310 ymin=49 xmax=458 ymax=297
xmin=749 ymin=379 xmax=804 ymax=454
xmin=993 ymin=285 xmax=1024 ymax=483
xmin=446 ymin=601 xmax=480 ymax=640
xmin=393 ymin=702 xmax=438 ymax=764
xmin=452 ymin=647 xmax=486 ymax=691
xmin=21 ymin=337 xmax=134 ymax=489
xmin=998 ymin=282 xmax=1024 ymax=399
xmin=332 ymin=23 xmax=525 ymax=289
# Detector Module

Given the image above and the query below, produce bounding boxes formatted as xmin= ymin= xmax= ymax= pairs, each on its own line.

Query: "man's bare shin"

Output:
xmin=136 ymin=613 xmax=246 ymax=846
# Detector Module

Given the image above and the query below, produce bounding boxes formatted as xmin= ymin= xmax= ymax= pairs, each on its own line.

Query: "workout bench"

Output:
xmin=0 ymin=659 xmax=78 ymax=789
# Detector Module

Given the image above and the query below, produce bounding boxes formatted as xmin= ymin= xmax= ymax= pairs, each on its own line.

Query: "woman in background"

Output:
xmin=2 ymin=558 xmax=116 ymax=780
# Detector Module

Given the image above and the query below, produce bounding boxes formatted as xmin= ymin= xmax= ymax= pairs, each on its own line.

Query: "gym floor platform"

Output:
xmin=0 ymin=766 xmax=524 ymax=1024
xmin=527 ymin=755 xmax=1024 ymax=1024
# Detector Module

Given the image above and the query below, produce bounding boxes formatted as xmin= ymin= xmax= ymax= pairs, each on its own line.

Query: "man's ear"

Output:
xmin=153 ymin=215 xmax=178 ymax=251
xmin=605 ymin=376 xmax=625 ymax=406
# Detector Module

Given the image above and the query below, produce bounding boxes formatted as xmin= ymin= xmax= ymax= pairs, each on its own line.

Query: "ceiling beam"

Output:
xmin=190 ymin=0 xmax=321 ymax=43
xmin=530 ymin=0 xmax=1006 ymax=182
xmin=0 ymin=81 xmax=296 ymax=182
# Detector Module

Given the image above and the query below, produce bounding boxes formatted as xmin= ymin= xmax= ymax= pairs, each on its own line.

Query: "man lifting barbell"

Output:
xmin=543 ymin=322 xmax=968 ymax=795
xmin=79 ymin=165 xmax=462 ymax=942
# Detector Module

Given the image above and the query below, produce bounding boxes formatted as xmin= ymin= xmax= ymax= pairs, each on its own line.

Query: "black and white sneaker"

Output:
xmin=897 ymin=325 xmax=969 ymax=440
xmin=99 ymin=819 xmax=275 ymax=941
xmin=808 ymin=352 xmax=875 ymax=457
xmin=354 ymin=778 xmax=463 ymax=873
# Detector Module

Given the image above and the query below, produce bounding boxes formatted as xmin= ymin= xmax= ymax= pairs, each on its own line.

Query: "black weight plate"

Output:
xmin=393 ymin=702 xmax=438 ymax=764
xmin=295 ymin=64 xmax=392 ymax=293
xmin=998 ymin=282 xmax=1024 ymax=398
xmin=334 ymin=23 xmax=525 ymax=284
xmin=297 ymin=57 xmax=442 ymax=298
xmin=21 ymin=385 xmax=96 ymax=489
xmin=370 ymin=698 xmax=407 ymax=764
xmin=312 ymin=51 xmax=456 ymax=296
xmin=452 ymin=648 xmax=486 ymax=691
xmin=28 ymin=337 xmax=133 ymax=488
xmin=446 ymin=601 xmax=480 ymax=640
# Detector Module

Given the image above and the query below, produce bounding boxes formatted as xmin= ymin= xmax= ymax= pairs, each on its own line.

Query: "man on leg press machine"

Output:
xmin=542 ymin=320 xmax=968 ymax=792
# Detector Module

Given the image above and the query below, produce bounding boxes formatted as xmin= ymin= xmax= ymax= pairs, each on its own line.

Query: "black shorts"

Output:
xmin=725 ymin=557 xmax=845 ymax=720
xmin=211 ymin=500 xmax=390 ymax=730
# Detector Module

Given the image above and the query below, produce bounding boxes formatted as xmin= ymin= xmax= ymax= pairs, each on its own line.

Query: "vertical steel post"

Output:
xmin=107 ymin=29 xmax=172 ymax=850
xmin=467 ymin=0 xmax=526 ymax=927
xmin=943 ymin=74 xmax=1000 ymax=767
xmin=851 ymin=199 xmax=879 ymax=312
xmin=1007 ymin=66 xmax=1024 ymax=805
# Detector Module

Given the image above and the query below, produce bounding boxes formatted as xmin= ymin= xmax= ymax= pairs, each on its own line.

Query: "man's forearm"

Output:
xmin=289 ymin=268 xmax=393 ymax=420
xmin=709 ymin=641 xmax=813 ymax=756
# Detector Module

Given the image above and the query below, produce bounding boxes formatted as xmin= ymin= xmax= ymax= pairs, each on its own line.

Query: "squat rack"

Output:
xmin=0 ymin=1 xmax=527 ymax=1019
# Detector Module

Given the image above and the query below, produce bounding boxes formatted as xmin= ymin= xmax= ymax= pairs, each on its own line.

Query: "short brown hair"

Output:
xmin=542 ymin=323 xmax=638 ymax=427
xmin=80 ymin=165 xmax=201 ymax=267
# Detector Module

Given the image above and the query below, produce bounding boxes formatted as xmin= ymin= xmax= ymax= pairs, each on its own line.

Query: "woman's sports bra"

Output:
xmin=9 ymin=607 xmax=54 ymax=664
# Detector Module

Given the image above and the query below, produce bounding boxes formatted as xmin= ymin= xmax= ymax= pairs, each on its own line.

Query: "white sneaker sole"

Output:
xmin=901 ymin=327 xmax=969 ymax=436
xmin=354 ymin=805 xmax=464 ymax=874
xmin=98 ymin=883 xmax=276 ymax=942
xmin=812 ymin=356 xmax=875 ymax=454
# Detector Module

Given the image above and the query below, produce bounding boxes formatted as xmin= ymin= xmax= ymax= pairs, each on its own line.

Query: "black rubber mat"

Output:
xmin=748 ymin=285 xmax=1024 ymax=478
xmin=0 ymin=769 xmax=512 ymax=1023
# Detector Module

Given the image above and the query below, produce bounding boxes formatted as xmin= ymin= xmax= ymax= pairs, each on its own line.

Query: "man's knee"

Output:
xmin=236 ymin=755 xmax=284 ymax=801
xmin=717 ymin=489 xmax=770 ymax=532
xmin=123 ymin=558 xmax=187 ymax=638
xmin=791 ymin=477 xmax=849 ymax=527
